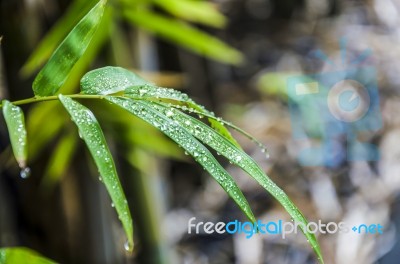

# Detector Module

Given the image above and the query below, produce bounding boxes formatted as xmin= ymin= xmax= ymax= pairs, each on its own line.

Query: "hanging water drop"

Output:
xmin=124 ymin=240 xmax=133 ymax=252
xmin=20 ymin=167 xmax=31 ymax=179
xmin=111 ymin=203 xmax=115 ymax=208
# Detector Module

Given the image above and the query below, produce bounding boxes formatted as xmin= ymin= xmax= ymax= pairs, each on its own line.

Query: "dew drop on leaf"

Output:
xmin=124 ymin=240 xmax=133 ymax=252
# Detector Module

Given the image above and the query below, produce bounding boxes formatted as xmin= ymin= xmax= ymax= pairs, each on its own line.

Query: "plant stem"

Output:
xmin=0 ymin=94 xmax=104 ymax=108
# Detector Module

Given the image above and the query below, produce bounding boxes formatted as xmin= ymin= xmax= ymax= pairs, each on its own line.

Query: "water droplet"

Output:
xmin=260 ymin=148 xmax=270 ymax=159
xmin=124 ymin=240 xmax=133 ymax=252
xmin=111 ymin=203 xmax=115 ymax=207
xmin=20 ymin=167 xmax=31 ymax=179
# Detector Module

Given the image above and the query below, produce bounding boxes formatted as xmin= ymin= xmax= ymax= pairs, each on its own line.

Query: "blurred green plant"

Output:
xmin=0 ymin=0 xmax=324 ymax=263
xmin=0 ymin=248 xmax=56 ymax=264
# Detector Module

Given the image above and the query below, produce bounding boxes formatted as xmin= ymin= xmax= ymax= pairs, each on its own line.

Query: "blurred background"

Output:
xmin=1 ymin=0 xmax=400 ymax=263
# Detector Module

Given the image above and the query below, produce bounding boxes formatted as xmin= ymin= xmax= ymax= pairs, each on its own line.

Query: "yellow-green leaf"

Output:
xmin=123 ymin=10 xmax=243 ymax=65
xmin=152 ymin=0 xmax=226 ymax=27
xmin=0 ymin=247 xmax=56 ymax=264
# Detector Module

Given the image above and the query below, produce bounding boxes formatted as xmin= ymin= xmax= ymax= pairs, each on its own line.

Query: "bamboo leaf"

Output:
xmin=21 ymin=0 xmax=98 ymax=76
xmin=152 ymin=0 xmax=226 ymax=28
xmin=148 ymin=101 xmax=324 ymax=263
xmin=125 ymin=84 xmax=242 ymax=148
xmin=88 ymin=101 xmax=184 ymax=160
xmin=32 ymin=0 xmax=107 ymax=96
xmin=27 ymin=102 xmax=66 ymax=161
xmin=0 ymin=247 xmax=56 ymax=264
xmin=58 ymin=95 xmax=133 ymax=251
xmin=80 ymin=66 xmax=241 ymax=148
xmin=41 ymin=131 xmax=78 ymax=190
xmin=123 ymin=10 xmax=243 ymax=65
xmin=80 ymin=66 xmax=149 ymax=95
xmin=106 ymin=96 xmax=256 ymax=223
xmin=2 ymin=100 xmax=28 ymax=168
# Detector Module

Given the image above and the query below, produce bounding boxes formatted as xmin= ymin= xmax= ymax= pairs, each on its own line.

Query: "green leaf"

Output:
xmin=41 ymin=131 xmax=78 ymax=190
xmin=106 ymin=96 xmax=256 ymax=223
xmin=80 ymin=66 xmax=241 ymax=148
xmin=87 ymin=100 xmax=184 ymax=160
xmin=21 ymin=0 xmax=98 ymax=76
xmin=147 ymin=101 xmax=324 ymax=263
xmin=2 ymin=100 xmax=28 ymax=168
xmin=56 ymin=4 xmax=112 ymax=95
xmin=58 ymin=95 xmax=133 ymax=251
xmin=32 ymin=0 xmax=107 ymax=96
xmin=123 ymin=10 xmax=243 ymax=65
xmin=27 ymin=102 xmax=66 ymax=161
xmin=125 ymin=84 xmax=242 ymax=148
xmin=152 ymin=0 xmax=226 ymax=28
xmin=81 ymin=66 xmax=149 ymax=95
xmin=169 ymin=104 xmax=269 ymax=155
xmin=0 ymin=247 xmax=56 ymax=264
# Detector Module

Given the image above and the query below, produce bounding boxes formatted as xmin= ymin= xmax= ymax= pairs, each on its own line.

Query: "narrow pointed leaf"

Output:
xmin=152 ymin=0 xmax=226 ymax=28
xmin=2 ymin=100 xmax=28 ymax=168
xmin=27 ymin=102 xmax=66 ymax=160
xmin=170 ymin=104 xmax=270 ymax=154
xmin=81 ymin=66 xmax=149 ymax=95
xmin=148 ymin=101 xmax=324 ymax=263
xmin=42 ymin=131 xmax=78 ymax=189
xmin=106 ymin=96 xmax=256 ymax=223
xmin=32 ymin=0 xmax=107 ymax=96
xmin=21 ymin=0 xmax=98 ymax=76
xmin=123 ymin=10 xmax=243 ymax=65
xmin=58 ymin=95 xmax=133 ymax=251
xmin=0 ymin=247 xmax=56 ymax=264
